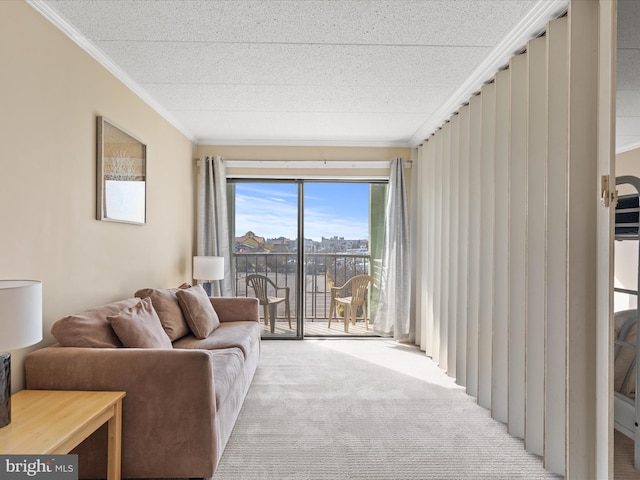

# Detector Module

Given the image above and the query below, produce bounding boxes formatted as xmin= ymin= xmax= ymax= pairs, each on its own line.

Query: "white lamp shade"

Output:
xmin=0 ymin=280 xmax=42 ymax=351
xmin=193 ymin=256 xmax=224 ymax=281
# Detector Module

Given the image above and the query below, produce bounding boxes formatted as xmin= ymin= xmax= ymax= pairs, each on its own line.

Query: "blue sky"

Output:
xmin=234 ymin=183 xmax=369 ymax=241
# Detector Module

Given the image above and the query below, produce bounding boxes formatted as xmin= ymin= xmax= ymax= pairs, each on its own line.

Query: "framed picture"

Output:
xmin=96 ymin=116 xmax=146 ymax=224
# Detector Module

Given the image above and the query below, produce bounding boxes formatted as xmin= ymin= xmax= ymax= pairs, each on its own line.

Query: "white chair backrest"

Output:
xmin=348 ymin=275 xmax=373 ymax=304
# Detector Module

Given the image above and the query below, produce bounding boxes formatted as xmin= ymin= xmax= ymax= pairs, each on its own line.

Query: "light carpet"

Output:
xmin=212 ymin=339 xmax=560 ymax=480
xmin=615 ymin=430 xmax=640 ymax=479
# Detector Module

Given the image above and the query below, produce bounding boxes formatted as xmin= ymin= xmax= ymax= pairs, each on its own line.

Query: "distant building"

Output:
xmin=304 ymin=238 xmax=319 ymax=251
xmin=236 ymin=231 xmax=366 ymax=254
xmin=269 ymin=237 xmax=294 ymax=253
xmin=321 ymin=236 xmax=346 ymax=252
xmin=235 ymin=231 xmax=265 ymax=248
xmin=235 ymin=243 xmax=258 ymax=253
xmin=235 ymin=231 xmax=276 ymax=252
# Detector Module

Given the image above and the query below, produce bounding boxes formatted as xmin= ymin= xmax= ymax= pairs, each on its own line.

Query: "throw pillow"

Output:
xmin=176 ymin=284 xmax=220 ymax=339
xmin=134 ymin=285 xmax=191 ymax=341
xmin=108 ymin=297 xmax=173 ymax=349
xmin=51 ymin=297 xmax=142 ymax=348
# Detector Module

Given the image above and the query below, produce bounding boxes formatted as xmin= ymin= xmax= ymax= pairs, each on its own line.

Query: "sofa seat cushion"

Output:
xmin=172 ymin=321 xmax=260 ymax=358
xmin=51 ymin=298 xmax=142 ymax=348
xmin=211 ymin=347 xmax=245 ymax=412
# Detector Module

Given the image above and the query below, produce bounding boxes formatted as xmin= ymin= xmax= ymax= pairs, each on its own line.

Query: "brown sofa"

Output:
xmin=24 ymin=285 xmax=260 ymax=479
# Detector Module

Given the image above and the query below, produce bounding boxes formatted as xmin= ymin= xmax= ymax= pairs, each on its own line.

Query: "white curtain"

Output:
xmin=196 ymin=156 xmax=233 ymax=296
xmin=374 ymin=157 xmax=412 ymax=340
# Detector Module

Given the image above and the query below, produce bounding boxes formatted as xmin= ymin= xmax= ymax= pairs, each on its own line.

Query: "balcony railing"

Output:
xmin=233 ymin=252 xmax=371 ymax=321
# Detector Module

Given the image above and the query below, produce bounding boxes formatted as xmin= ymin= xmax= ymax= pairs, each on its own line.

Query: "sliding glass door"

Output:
xmin=231 ymin=181 xmax=301 ymax=338
xmin=302 ymin=182 xmax=383 ymax=337
xmin=229 ymin=180 xmax=385 ymax=338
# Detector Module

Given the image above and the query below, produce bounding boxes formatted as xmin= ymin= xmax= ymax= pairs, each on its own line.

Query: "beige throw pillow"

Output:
xmin=134 ymin=286 xmax=190 ymax=341
xmin=108 ymin=297 xmax=173 ymax=349
xmin=176 ymin=285 xmax=220 ymax=339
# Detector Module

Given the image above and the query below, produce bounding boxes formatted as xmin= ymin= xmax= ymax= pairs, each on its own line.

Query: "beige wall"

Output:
xmin=195 ymin=145 xmax=411 ymax=161
xmin=194 ymin=145 xmax=412 ymax=181
xmin=0 ymin=1 xmax=194 ymax=391
xmin=616 ymin=147 xmax=640 ymax=178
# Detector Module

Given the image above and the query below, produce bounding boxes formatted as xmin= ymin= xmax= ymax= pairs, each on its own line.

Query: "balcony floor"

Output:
xmin=259 ymin=318 xmax=381 ymax=337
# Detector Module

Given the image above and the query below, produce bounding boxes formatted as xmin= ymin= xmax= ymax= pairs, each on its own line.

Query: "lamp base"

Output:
xmin=0 ymin=352 xmax=10 ymax=428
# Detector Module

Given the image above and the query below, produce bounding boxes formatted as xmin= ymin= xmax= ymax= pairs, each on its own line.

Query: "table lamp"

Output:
xmin=193 ymin=256 xmax=224 ymax=296
xmin=0 ymin=280 xmax=42 ymax=428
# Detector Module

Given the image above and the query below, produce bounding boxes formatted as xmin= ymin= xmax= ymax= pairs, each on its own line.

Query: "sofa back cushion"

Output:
xmin=108 ymin=297 xmax=173 ymax=349
xmin=134 ymin=286 xmax=190 ymax=341
xmin=51 ymin=297 xmax=142 ymax=348
xmin=176 ymin=285 xmax=220 ymax=339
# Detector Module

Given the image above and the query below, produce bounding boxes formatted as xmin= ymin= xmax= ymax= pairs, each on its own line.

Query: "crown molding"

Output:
xmin=616 ymin=140 xmax=640 ymax=155
xmin=408 ymin=0 xmax=569 ymax=147
xmin=27 ymin=0 xmax=195 ymax=143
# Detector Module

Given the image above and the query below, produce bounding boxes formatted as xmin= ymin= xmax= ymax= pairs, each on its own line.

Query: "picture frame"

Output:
xmin=96 ymin=116 xmax=146 ymax=225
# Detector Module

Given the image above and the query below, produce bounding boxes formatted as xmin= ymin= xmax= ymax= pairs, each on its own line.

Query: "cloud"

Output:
xmin=237 ymin=184 xmax=298 ymax=199
xmin=304 ymin=205 xmax=368 ymax=240
xmin=234 ymin=187 xmax=368 ymax=241
xmin=235 ymin=193 xmax=298 ymax=238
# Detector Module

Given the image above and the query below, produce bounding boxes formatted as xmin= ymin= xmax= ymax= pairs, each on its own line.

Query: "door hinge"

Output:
xmin=601 ymin=175 xmax=617 ymax=207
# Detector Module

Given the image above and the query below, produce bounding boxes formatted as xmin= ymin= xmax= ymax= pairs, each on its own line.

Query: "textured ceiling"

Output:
xmin=38 ymin=0 xmax=570 ymax=147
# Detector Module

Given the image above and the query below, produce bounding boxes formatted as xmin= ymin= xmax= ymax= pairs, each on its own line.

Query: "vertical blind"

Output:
xmin=412 ymin=1 xmax=604 ymax=477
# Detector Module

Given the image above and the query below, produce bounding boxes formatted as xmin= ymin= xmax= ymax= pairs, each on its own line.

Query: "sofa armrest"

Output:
xmin=211 ymin=297 xmax=259 ymax=323
xmin=25 ymin=347 xmax=217 ymax=477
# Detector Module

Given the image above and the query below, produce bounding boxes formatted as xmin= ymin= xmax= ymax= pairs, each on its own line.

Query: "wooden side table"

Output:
xmin=0 ymin=390 xmax=126 ymax=480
